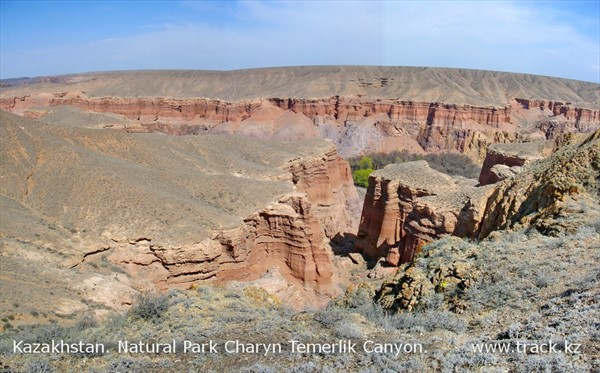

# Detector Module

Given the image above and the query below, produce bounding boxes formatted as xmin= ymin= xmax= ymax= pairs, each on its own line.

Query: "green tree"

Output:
xmin=353 ymin=168 xmax=373 ymax=188
xmin=358 ymin=156 xmax=374 ymax=170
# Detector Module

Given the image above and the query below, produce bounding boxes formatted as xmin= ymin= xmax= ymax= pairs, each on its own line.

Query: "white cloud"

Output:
xmin=1 ymin=0 xmax=598 ymax=82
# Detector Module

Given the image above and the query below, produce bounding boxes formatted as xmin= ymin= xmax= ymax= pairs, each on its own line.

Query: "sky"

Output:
xmin=1 ymin=0 xmax=599 ymax=82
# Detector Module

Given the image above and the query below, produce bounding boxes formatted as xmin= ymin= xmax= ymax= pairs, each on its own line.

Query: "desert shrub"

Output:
xmin=392 ymin=311 xmax=466 ymax=333
xmin=239 ymin=363 xmax=277 ymax=373
xmin=334 ymin=321 xmax=364 ymax=339
xmin=196 ymin=285 xmax=216 ymax=301
xmin=314 ymin=306 xmax=346 ymax=328
xmin=105 ymin=357 xmax=141 ymax=373
xmin=441 ymin=345 xmax=499 ymax=373
xmin=128 ymin=292 xmax=170 ymax=323
xmin=288 ymin=362 xmax=320 ymax=373
xmin=516 ymin=354 xmax=590 ymax=373
xmin=27 ymin=324 xmax=69 ymax=344
xmin=24 ymin=360 xmax=56 ymax=373
xmin=574 ymin=225 xmax=597 ymax=240
xmin=75 ymin=315 xmax=97 ymax=331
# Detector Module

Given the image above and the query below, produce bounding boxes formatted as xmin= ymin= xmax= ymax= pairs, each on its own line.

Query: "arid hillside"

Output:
xmin=0 ymin=110 xmax=360 ymax=321
xmin=1 ymin=128 xmax=598 ymax=373
xmin=1 ymin=67 xmax=598 ymax=158
xmin=1 ymin=66 xmax=598 ymax=105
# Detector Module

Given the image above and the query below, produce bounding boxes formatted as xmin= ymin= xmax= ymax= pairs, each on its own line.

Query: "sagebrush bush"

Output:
xmin=24 ymin=360 xmax=56 ymax=373
xmin=128 ymin=292 xmax=170 ymax=323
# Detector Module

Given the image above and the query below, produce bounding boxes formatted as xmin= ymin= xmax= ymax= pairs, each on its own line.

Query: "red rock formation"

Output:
xmin=357 ymin=130 xmax=599 ymax=269
xmin=356 ymin=161 xmax=493 ymax=265
xmin=2 ymin=93 xmax=597 ymax=158
xmin=216 ymin=193 xmax=337 ymax=295
xmin=515 ymin=98 xmax=600 ymax=122
xmin=104 ymin=147 xmax=357 ymax=297
xmin=108 ymin=193 xmax=339 ymax=298
xmin=287 ymin=146 xmax=360 ymax=237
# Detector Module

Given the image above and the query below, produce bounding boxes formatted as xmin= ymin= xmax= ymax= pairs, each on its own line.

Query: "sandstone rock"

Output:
xmin=385 ymin=247 xmax=401 ymax=266
xmin=356 ymin=161 xmax=492 ymax=265
xmin=367 ymin=258 xmax=397 ymax=279
xmin=488 ymin=164 xmax=521 ymax=183
xmin=478 ymin=129 xmax=600 ymax=238
xmin=287 ymin=146 xmax=360 ymax=237
xmin=478 ymin=141 xmax=550 ymax=185
xmin=216 ymin=193 xmax=338 ymax=297
xmin=347 ymin=252 xmax=366 ymax=266
xmin=2 ymin=90 xmax=597 ymax=159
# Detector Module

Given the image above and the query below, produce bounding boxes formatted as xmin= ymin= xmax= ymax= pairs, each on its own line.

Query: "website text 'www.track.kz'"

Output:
xmin=471 ymin=340 xmax=582 ymax=355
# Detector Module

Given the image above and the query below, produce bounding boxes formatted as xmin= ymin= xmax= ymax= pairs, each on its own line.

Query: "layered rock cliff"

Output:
xmin=478 ymin=141 xmax=550 ymax=185
xmin=356 ymin=161 xmax=493 ymax=265
xmin=2 ymin=92 xmax=597 ymax=158
xmin=374 ymin=130 xmax=599 ymax=317
xmin=477 ymin=129 xmax=600 ymax=238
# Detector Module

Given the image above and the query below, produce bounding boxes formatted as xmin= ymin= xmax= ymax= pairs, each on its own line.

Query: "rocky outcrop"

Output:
xmin=216 ymin=193 xmax=337 ymax=295
xmin=376 ymin=237 xmax=480 ymax=312
xmin=478 ymin=141 xmax=550 ymax=185
xmin=478 ymin=129 xmax=600 ymax=238
xmin=356 ymin=161 xmax=493 ymax=265
xmin=287 ymin=147 xmax=360 ymax=237
xmin=516 ymin=98 xmax=600 ymax=123
xmin=373 ymin=132 xmax=600 ymax=314
xmin=107 ymin=193 xmax=338 ymax=297
xmin=356 ymin=129 xmax=600 ymax=270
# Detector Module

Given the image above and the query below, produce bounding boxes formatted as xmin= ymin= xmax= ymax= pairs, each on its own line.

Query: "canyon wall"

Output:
xmin=108 ymin=193 xmax=338 ymax=298
xmin=3 ymin=93 xmax=597 ymax=158
xmin=478 ymin=141 xmax=550 ymax=185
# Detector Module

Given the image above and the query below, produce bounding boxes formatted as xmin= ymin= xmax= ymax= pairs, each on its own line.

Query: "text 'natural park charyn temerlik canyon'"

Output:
xmin=1 ymin=66 xmax=599 ymax=371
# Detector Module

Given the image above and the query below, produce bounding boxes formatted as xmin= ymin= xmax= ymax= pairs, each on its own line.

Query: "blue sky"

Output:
xmin=1 ymin=0 xmax=599 ymax=82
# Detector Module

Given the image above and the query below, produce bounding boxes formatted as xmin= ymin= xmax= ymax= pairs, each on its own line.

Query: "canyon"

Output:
xmin=0 ymin=110 xmax=358 ymax=314
xmin=1 ymin=66 xmax=599 ymax=322
xmin=0 ymin=93 xmax=598 ymax=159
xmin=1 ymin=67 xmax=598 ymax=159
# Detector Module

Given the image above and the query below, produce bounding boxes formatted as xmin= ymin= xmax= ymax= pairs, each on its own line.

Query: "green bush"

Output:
xmin=352 ymin=168 xmax=373 ymax=188
xmin=358 ymin=156 xmax=374 ymax=170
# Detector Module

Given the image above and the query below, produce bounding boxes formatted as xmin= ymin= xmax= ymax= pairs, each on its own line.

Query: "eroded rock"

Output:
xmin=356 ymin=161 xmax=493 ymax=265
xmin=479 ymin=141 xmax=550 ymax=185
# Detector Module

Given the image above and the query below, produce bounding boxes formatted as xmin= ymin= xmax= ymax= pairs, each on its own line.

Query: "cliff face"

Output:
xmin=477 ymin=130 xmax=600 ymax=238
xmin=356 ymin=161 xmax=492 ymax=265
xmin=108 ymin=193 xmax=338 ymax=299
xmin=516 ymin=98 xmax=600 ymax=123
xmin=287 ymin=147 xmax=360 ymax=237
xmin=3 ymin=93 xmax=596 ymax=158
xmin=216 ymin=193 xmax=336 ymax=294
